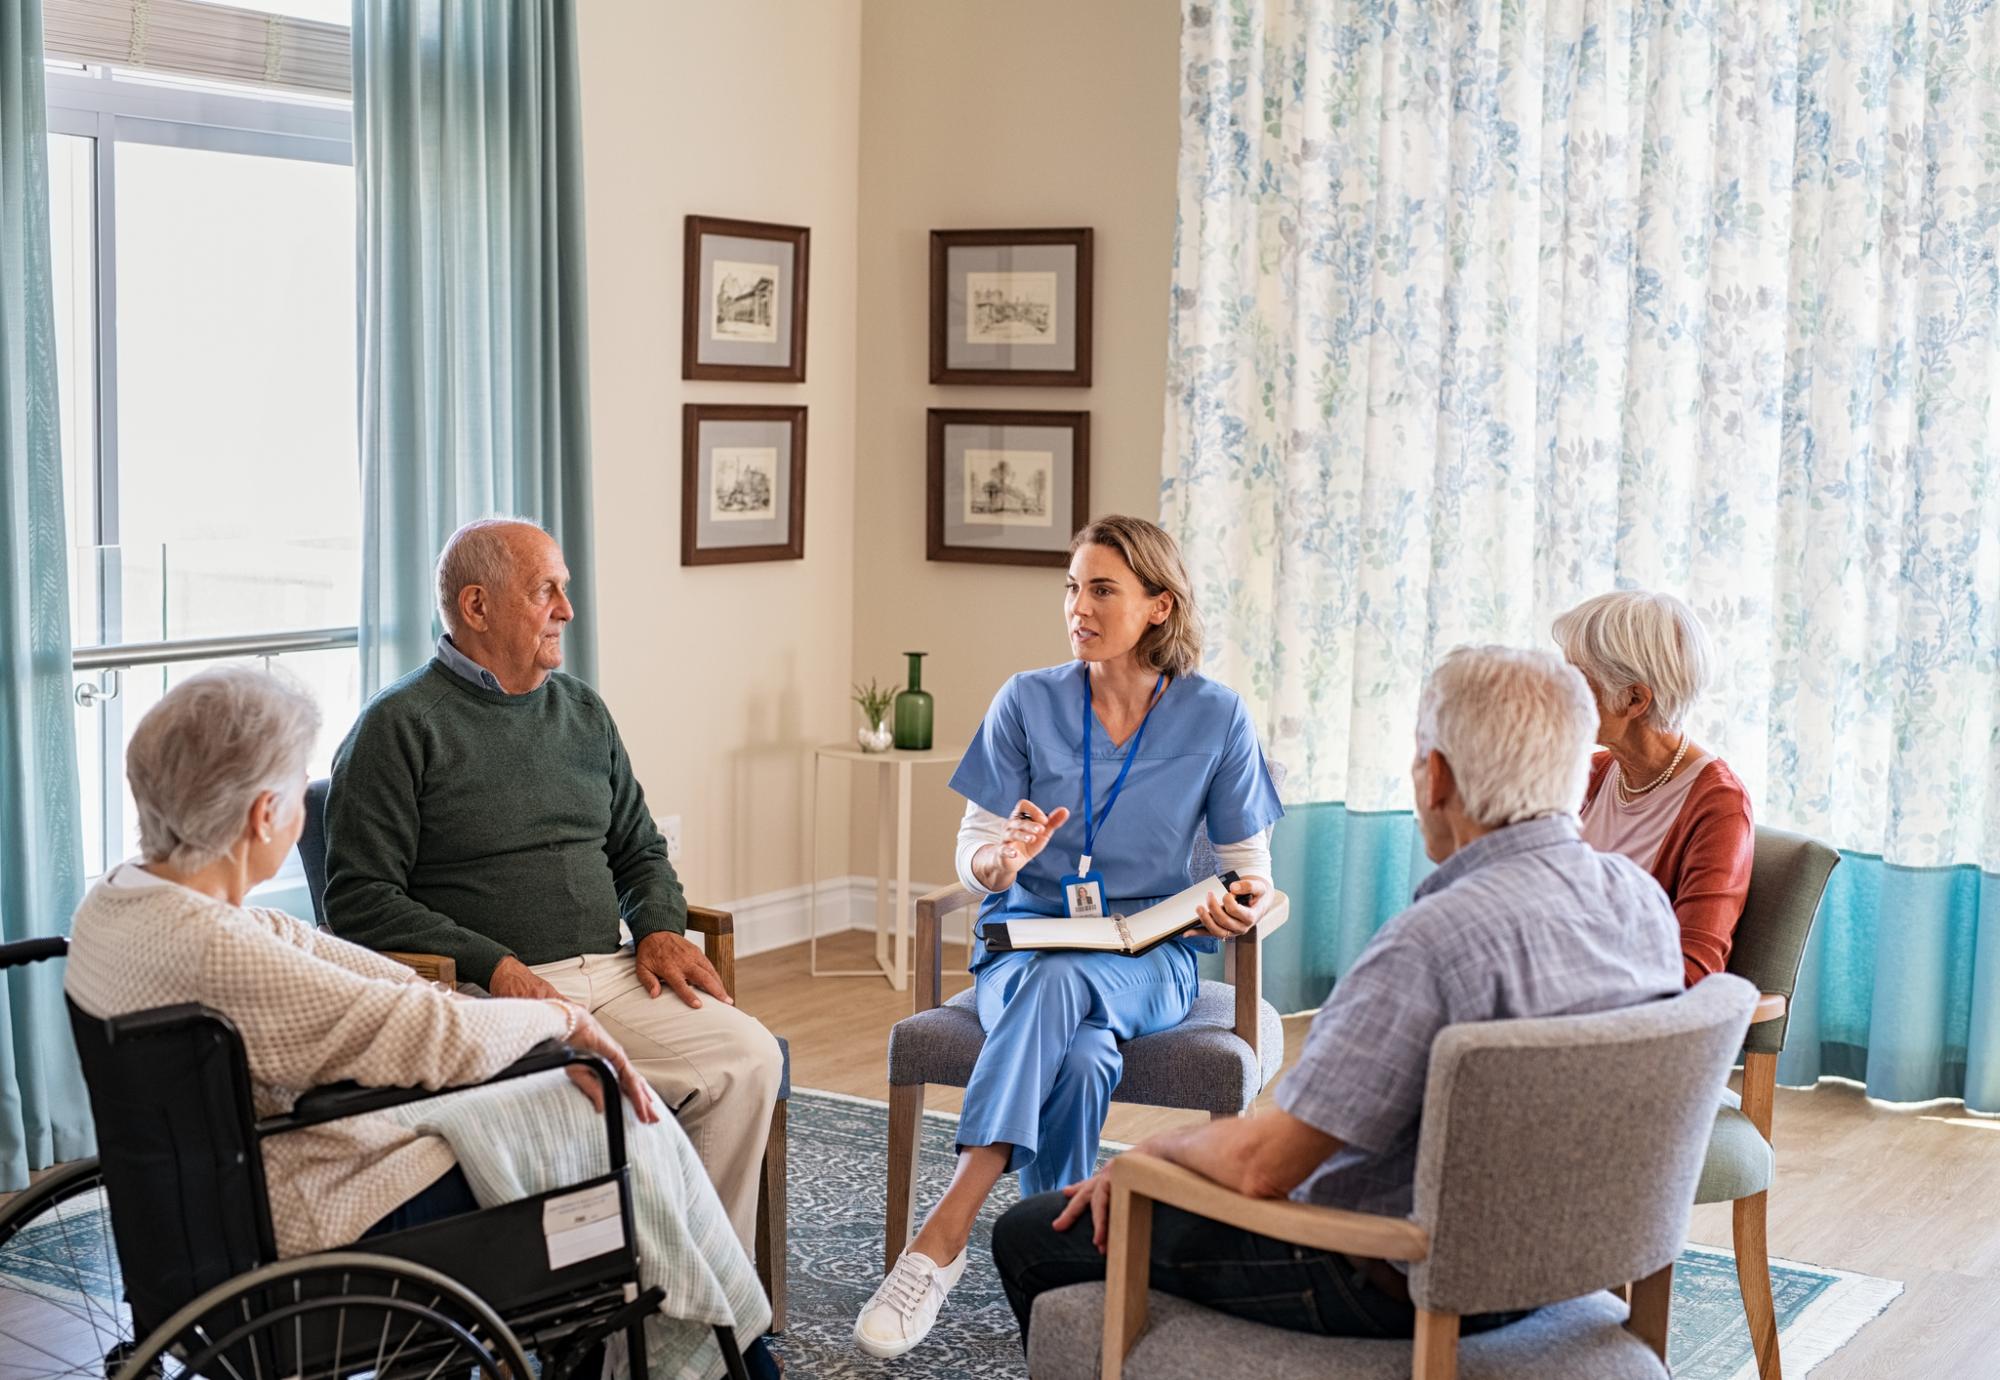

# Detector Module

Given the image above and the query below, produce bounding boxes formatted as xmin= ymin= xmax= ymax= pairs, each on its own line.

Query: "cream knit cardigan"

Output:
xmin=66 ymin=868 xmax=568 ymax=1257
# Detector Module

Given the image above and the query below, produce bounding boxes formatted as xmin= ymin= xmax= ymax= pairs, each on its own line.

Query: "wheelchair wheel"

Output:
xmin=113 ymin=1252 xmax=530 ymax=1380
xmin=0 ymin=1157 xmax=142 ymax=1380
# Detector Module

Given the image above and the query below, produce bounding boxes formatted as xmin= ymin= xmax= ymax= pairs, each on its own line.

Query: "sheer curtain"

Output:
xmin=353 ymin=0 xmax=598 ymax=692
xmin=1166 ymin=0 xmax=2000 ymax=1107
xmin=0 ymin=0 xmax=96 ymax=1187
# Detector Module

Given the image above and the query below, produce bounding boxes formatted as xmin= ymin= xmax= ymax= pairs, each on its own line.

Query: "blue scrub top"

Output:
xmin=949 ymin=662 xmax=1284 ymax=968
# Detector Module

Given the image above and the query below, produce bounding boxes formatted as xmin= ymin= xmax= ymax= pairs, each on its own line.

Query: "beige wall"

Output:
xmin=576 ymin=0 xmax=1182 ymax=908
xmin=579 ymin=0 xmax=863 ymax=903
xmin=849 ymin=0 xmax=1183 ymax=874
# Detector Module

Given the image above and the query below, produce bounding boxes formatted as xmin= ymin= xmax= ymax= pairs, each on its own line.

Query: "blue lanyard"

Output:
xmin=1080 ymin=671 xmax=1167 ymax=871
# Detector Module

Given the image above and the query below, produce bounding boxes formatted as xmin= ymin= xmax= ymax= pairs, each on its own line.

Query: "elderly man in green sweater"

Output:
xmin=325 ymin=518 xmax=782 ymax=1253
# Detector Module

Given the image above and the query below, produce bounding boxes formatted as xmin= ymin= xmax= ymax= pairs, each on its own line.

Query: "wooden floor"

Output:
xmin=5 ymin=929 xmax=1993 ymax=1377
xmin=749 ymin=930 xmax=2000 ymax=1379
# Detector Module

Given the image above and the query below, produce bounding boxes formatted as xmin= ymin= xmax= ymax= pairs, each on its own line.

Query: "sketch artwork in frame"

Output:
xmin=930 ymin=228 xmax=1093 ymax=386
xmin=682 ymin=404 xmax=807 ymax=565
xmin=927 ymin=409 xmax=1089 ymax=567
xmin=683 ymin=216 xmax=810 ymax=382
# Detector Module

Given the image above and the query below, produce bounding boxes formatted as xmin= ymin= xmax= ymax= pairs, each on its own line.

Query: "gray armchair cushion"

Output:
xmin=1027 ymin=1284 xmax=1667 ymax=1379
xmin=1694 ymin=1104 xmax=1773 ymax=1203
xmin=886 ymin=979 xmax=1283 ymax=1116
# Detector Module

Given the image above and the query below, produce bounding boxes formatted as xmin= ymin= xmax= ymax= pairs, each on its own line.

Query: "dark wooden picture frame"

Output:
xmin=927 ymin=409 xmax=1090 ymax=567
xmin=682 ymin=404 xmax=808 ymax=565
xmin=682 ymin=216 xmax=811 ymax=383
xmin=930 ymin=228 xmax=1093 ymax=387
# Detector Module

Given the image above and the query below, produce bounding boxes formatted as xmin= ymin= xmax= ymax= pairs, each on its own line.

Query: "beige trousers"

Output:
xmin=524 ymin=948 xmax=782 ymax=1255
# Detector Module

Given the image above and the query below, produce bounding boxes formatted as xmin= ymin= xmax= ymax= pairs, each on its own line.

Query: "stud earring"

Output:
xmin=259 ymin=829 xmax=272 ymax=843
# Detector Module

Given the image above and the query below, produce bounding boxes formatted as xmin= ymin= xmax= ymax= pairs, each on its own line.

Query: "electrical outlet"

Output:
xmin=661 ymin=815 xmax=683 ymax=866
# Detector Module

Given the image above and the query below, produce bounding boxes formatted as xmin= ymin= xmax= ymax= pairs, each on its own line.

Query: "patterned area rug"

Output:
xmin=0 ymin=1091 xmax=1901 ymax=1379
xmin=768 ymin=1090 xmax=1902 ymax=1380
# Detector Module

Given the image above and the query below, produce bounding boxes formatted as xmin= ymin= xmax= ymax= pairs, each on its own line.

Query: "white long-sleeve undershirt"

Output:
xmin=954 ymin=800 xmax=1271 ymax=896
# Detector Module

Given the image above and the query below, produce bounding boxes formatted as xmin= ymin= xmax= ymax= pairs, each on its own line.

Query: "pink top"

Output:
xmin=1579 ymin=752 xmax=1714 ymax=871
xmin=1581 ymin=752 xmax=1756 ymax=986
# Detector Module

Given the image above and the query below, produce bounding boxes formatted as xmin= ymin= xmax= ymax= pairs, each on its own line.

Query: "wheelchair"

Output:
xmin=0 ymin=937 xmax=755 ymax=1380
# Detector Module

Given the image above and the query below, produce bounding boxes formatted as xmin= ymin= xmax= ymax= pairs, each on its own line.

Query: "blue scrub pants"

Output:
xmin=956 ymin=943 xmax=1199 ymax=1196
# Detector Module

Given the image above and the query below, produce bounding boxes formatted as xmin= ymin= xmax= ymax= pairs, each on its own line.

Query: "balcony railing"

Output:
xmin=72 ymin=624 xmax=358 ymax=671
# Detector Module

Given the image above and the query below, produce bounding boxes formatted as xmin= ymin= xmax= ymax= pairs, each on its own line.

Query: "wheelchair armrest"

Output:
xmin=260 ymin=1041 xmax=632 ymax=1170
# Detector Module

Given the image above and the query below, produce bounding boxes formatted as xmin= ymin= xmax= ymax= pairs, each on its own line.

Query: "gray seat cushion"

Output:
xmin=887 ymin=979 xmax=1283 ymax=1115
xmin=1694 ymin=1104 xmax=1774 ymax=1203
xmin=1028 ymin=1284 xmax=1668 ymax=1379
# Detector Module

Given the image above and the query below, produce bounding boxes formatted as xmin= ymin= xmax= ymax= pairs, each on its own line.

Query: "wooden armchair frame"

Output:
xmin=1097 ymin=1152 xmax=1676 ymax=1380
xmin=1733 ymin=990 xmax=1790 ymax=1379
xmin=384 ymin=904 xmax=789 ymax=1330
xmin=886 ymin=881 xmax=1291 ymax=1269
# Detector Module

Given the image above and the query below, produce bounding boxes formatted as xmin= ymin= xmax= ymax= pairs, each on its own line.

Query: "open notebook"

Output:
xmin=982 ymin=872 xmax=1242 ymax=956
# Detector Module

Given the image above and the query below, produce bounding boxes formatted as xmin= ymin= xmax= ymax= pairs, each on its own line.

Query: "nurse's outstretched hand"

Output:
xmin=982 ymin=800 xmax=1071 ymax=889
xmin=1191 ymin=873 xmax=1271 ymax=939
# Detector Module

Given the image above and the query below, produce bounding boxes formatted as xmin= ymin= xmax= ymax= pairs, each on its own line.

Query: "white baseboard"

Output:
xmin=719 ymin=875 xmax=961 ymax=958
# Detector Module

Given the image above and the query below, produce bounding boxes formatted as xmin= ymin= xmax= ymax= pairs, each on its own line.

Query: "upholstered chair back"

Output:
xmin=1407 ymin=975 xmax=1758 ymax=1317
xmin=1729 ymin=826 xmax=1839 ymax=1055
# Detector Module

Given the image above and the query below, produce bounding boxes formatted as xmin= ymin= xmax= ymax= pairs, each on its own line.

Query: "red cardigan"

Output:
xmin=1583 ymin=752 xmax=1754 ymax=987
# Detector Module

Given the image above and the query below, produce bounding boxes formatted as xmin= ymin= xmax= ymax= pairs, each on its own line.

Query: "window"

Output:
xmin=46 ymin=57 xmax=358 ymax=878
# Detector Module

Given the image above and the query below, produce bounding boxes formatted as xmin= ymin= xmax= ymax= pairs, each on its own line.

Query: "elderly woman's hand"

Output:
xmin=559 ymin=1007 xmax=662 ymax=1124
xmin=1190 ymin=874 xmax=1271 ymax=939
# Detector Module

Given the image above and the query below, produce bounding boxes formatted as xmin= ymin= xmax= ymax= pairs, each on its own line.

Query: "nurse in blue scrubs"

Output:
xmin=854 ymin=514 xmax=1284 ymax=1359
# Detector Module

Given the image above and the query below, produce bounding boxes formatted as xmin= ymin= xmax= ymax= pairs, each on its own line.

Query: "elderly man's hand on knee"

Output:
xmin=636 ymin=931 xmax=734 ymax=1008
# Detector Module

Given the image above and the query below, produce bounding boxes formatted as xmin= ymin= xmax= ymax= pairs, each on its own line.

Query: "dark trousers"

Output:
xmin=993 ymin=1190 xmax=1527 ymax=1346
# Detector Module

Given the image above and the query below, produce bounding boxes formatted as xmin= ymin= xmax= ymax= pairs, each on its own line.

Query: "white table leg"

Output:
xmin=893 ymin=758 xmax=913 ymax=993
xmin=875 ymin=760 xmax=894 ymax=973
xmin=807 ymin=749 xmax=823 ymax=975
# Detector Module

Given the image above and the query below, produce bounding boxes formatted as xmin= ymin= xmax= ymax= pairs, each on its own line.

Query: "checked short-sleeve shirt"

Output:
xmin=1277 ymin=815 xmax=1683 ymax=1220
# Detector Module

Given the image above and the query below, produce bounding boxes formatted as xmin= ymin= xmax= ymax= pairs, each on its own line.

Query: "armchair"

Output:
xmin=1031 ymin=976 xmax=1761 ymax=1380
xmin=1697 ymin=824 xmax=1840 ymax=1379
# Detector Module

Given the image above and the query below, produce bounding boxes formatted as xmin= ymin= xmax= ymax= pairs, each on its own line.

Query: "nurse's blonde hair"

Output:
xmin=1069 ymin=516 xmax=1203 ymax=677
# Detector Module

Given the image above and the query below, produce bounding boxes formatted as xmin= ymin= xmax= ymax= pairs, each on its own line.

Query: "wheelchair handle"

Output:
xmin=0 ymin=936 xmax=70 ymax=970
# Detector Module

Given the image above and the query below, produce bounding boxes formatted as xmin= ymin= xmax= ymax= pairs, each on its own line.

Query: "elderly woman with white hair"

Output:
xmin=64 ymin=667 xmax=776 ymax=1380
xmin=1553 ymin=591 xmax=1755 ymax=986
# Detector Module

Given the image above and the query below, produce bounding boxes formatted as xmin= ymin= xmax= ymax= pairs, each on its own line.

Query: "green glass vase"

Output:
xmin=893 ymin=651 xmax=934 ymax=750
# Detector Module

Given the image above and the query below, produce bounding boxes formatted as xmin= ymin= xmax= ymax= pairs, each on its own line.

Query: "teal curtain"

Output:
xmin=0 ymin=0 xmax=95 ymax=1189
xmin=353 ymin=0 xmax=598 ymax=693
xmin=1780 ymin=857 xmax=2000 ymax=1110
xmin=1170 ymin=0 xmax=2000 ymax=1108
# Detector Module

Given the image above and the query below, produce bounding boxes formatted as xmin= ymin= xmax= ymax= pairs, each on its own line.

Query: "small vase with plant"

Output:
xmin=853 ymin=679 xmax=897 ymax=753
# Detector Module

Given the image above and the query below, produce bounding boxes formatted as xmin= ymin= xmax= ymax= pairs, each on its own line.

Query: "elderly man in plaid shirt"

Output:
xmin=992 ymin=645 xmax=1685 ymax=1345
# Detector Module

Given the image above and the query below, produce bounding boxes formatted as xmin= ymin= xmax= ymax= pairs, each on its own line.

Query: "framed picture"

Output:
xmin=682 ymin=404 xmax=807 ymax=565
xmin=930 ymin=228 xmax=1093 ymax=386
xmin=927 ymin=409 xmax=1089 ymax=567
xmin=683 ymin=216 xmax=810 ymax=382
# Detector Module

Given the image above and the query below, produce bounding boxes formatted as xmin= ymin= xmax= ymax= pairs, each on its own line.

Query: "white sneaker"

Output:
xmin=853 ymin=1247 xmax=968 ymax=1359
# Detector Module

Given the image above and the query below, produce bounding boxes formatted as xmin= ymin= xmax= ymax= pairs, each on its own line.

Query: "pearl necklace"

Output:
xmin=1617 ymin=734 xmax=1690 ymax=802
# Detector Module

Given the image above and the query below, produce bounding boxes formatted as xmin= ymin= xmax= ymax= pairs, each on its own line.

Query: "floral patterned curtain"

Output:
xmin=1166 ymin=0 xmax=2000 ymax=1105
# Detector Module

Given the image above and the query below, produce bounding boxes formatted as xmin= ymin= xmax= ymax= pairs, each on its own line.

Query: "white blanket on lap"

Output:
xmin=388 ymin=1071 xmax=771 ymax=1380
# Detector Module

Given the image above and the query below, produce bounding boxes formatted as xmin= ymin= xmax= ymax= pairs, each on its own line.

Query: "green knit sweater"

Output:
xmin=324 ymin=662 xmax=685 ymax=986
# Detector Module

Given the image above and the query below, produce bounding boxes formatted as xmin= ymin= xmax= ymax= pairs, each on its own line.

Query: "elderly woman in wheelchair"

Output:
xmin=44 ymin=665 xmax=774 ymax=1380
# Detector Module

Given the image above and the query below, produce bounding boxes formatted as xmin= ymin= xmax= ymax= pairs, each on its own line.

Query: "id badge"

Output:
xmin=1061 ymin=870 xmax=1107 ymax=919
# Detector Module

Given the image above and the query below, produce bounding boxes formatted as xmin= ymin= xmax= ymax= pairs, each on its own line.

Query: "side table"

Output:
xmin=805 ymin=742 xmax=964 ymax=990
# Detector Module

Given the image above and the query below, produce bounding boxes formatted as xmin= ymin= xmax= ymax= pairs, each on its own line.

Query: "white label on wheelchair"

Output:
xmin=543 ymin=1181 xmax=626 ymax=1270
